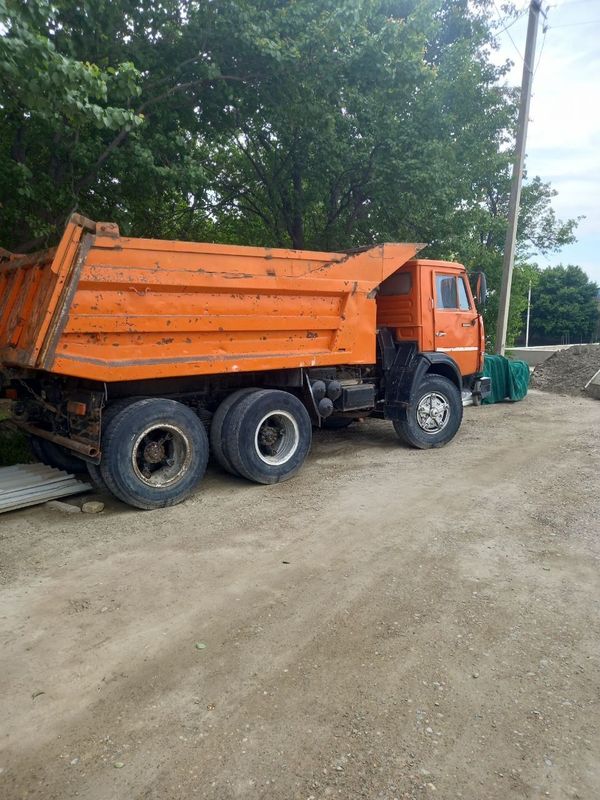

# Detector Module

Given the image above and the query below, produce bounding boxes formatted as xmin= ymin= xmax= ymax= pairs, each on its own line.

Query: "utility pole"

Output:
xmin=495 ymin=0 xmax=543 ymax=355
xmin=525 ymin=279 xmax=532 ymax=347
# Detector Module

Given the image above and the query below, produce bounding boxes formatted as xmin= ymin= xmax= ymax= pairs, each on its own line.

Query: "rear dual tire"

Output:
xmin=93 ymin=390 xmax=311 ymax=507
xmin=213 ymin=389 xmax=312 ymax=484
xmin=99 ymin=398 xmax=209 ymax=510
xmin=30 ymin=436 xmax=85 ymax=474
xmin=86 ymin=397 xmax=143 ymax=490
xmin=209 ymin=388 xmax=259 ymax=475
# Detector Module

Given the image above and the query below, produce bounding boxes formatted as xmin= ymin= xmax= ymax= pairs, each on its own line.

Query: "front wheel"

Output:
xmin=99 ymin=398 xmax=209 ymax=509
xmin=393 ymin=374 xmax=463 ymax=449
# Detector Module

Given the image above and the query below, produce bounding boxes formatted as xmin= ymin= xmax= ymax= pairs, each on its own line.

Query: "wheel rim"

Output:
xmin=416 ymin=391 xmax=451 ymax=434
xmin=131 ymin=423 xmax=193 ymax=487
xmin=254 ymin=411 xmax=300 ymax=466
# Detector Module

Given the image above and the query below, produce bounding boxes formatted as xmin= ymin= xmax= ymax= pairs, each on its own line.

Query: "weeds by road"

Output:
xmin=0 ymin=400 xmax=31 ymax=466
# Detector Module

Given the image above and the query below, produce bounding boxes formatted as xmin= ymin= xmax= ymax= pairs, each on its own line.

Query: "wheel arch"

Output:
xmin=423 ymin=353 xmax=462 ymax=392
xmin=383 ymin=349 xmax=462 ymax=418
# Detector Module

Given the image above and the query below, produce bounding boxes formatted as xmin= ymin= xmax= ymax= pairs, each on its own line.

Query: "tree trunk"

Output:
xmin=289 ymin=162 xmax=304 ymax=250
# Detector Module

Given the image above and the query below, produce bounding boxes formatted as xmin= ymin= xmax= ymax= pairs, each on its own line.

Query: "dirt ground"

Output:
xmin=1 ymin=389 xmax=599 ymax=800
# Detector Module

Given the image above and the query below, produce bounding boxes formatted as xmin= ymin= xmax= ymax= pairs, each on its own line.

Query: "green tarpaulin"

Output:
xmin=482 ymin=354 xmax=529 ymax=404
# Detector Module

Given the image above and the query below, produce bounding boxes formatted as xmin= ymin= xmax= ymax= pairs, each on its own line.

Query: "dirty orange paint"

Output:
xmin=1 ymin=215 xmax=427 ymax=382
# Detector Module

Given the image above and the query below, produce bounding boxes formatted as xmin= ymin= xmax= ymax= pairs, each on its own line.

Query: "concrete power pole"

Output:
xmin=525 ymin=279 xmax=532 ymax=347
xmin=495 ymin=0 xmax=543 ymax=355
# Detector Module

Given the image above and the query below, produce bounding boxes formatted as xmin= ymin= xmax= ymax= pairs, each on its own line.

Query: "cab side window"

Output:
xmin=458 ymin=277 xmax=471 ymax=310
xmin=436 ymin=275 xmax=458 ymax=309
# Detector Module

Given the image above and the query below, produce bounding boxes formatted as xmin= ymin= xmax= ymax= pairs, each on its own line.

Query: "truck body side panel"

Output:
xmin=0 ymin=216 xmax=423 ymax=382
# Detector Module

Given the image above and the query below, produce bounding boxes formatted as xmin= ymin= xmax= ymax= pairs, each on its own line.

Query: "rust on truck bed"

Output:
xmin=0 ymin=215 xmax=424 ymax=382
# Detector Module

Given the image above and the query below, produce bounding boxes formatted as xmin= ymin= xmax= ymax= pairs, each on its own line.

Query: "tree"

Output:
xmin=202 ymin=1 xmax=528 ymax=252
xmin=527 ymin=265 xmax=599 ymax=345
xmin=0 ymin=0 xmax=143 ymax=247
xmin=436 ymin=173 xmax=578 ymax=349
xmin=0 ymin=0 xmax=579 ymax=349
xmin=0 ymin=0 xmax=253 ymax=247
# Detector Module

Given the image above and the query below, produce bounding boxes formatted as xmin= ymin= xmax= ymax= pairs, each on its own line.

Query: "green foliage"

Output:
xmin=0 ymin=429 xmax=32 ymax=466
xmin=528 ymin=266 xmax=599 ymax=345
xmin=0 ymin=403 xmax=32 ymax=466
xmin=0 ymin=0 xmax=581 ymax=347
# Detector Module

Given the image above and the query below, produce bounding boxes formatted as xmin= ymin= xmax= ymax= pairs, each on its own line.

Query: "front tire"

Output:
xmin=393 ymin=374 xmax=463 ymax=449
xmin=99 ymin=398 xmax=209 ymax=509
xmin=223 ymin=389 xmax=312 ymax=484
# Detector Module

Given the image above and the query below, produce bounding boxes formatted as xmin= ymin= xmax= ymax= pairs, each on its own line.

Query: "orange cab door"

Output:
xmin=432 ymin=271 xmax=480 ymax=377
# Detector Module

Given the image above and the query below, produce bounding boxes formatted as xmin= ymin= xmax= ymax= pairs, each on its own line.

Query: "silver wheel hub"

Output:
xmin=254 ymin=411 xmax=300 ymax=466
xmin=132 ymin=423 xmax=192 ymax=487
xmin=416 ymin=391 xmax=450 ymax=434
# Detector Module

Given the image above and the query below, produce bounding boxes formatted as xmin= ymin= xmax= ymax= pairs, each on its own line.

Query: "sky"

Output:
xmin=490 ymin=0 xmax=600 ymax=284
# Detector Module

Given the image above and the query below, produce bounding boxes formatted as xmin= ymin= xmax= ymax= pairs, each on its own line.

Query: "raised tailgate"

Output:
xmin=0 ymin=217 xmax=91 ymax=369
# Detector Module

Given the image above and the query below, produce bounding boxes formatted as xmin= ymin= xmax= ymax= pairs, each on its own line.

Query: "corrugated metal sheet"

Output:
xmin=0 ymin=463 xmax=92 ymax=514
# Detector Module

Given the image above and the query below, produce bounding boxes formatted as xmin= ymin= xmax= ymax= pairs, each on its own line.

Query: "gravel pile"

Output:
xmin=530 ymin=344 xmax=600 ymax=396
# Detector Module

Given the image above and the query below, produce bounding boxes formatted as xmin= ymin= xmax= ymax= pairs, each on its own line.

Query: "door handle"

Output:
xmin=462 ymin=320 xmax=477 ymax=327
xmin=435 ymin=331 xmax=447 ymax=337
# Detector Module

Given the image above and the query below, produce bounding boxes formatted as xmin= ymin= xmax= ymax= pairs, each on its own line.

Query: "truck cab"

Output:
xmin=377 ymin=258 xmax=485 ymax=390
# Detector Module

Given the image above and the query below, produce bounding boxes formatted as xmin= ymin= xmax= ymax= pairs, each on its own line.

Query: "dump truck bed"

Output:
xmin=0 ymin=215 xmax=422 ymax=382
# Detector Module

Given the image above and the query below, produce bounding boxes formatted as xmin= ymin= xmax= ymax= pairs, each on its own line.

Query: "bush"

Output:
xmin=0 ymin=403 xmax=33 ymax=466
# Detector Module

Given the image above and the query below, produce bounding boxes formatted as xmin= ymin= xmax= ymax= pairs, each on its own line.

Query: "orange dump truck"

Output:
xmin=0 ymin=214 xmax=490 ymax=509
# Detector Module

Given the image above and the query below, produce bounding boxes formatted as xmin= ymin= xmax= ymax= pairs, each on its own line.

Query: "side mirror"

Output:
xmin=472 ymin=271 xmax=488 ymax=308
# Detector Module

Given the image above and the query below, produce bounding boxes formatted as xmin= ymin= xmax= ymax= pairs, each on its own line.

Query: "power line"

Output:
xmin=502 ymin=8 xmax=530 ymax=30
xmin=533 ymin=28 xmax=547 ymax=74
xmin=550 ymin=17 xmax=600 ymax=25
xmin=551 ymin=0 xmax=600 ymax=7
xmin=533 ymin=10 xmax=549 ymax=75
xmin=492 ymin=0 xmax=525 ymax=61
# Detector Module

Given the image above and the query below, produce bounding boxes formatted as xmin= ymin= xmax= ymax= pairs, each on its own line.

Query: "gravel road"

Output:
xmin=1 ymin=390 xmax=599 ymax=800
